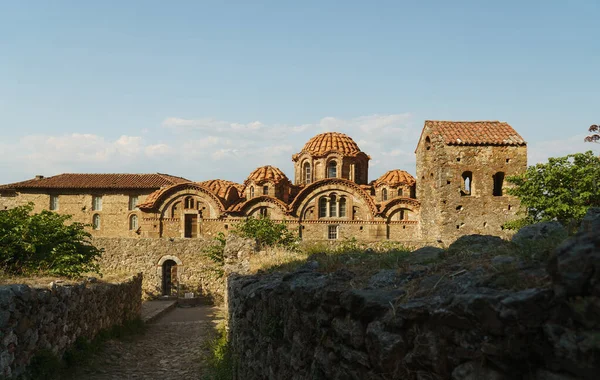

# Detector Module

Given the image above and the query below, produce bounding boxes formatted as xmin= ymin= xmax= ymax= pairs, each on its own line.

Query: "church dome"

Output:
xmin=374 ymin=170 xmax=416 ymax=187
xmin=197 ymin=179 xmax=242 ymax=198
xmin=298 ymin=132 xmax=362 ymax=157
xmin=245 ymin=165 xmax=290 ymax=185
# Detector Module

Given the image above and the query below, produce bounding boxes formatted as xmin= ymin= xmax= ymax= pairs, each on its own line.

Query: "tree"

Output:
xmin=505 ymin=151 xmax=600 ymax=229
xmin=232 ymin=216 xmax=298 ymax=249
xmin=585 ymin=124 xmax=599 ymax=143
xmin=0 ymin=203 xmax=102 ymax=277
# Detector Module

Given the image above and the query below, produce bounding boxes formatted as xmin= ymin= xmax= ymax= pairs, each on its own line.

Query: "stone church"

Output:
xmin=0 ymin=120 xmax=527 ymax=246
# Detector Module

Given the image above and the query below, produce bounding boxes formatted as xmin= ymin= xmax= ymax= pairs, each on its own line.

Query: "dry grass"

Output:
xmin=0 ymin=269 xmax=134 ymax=287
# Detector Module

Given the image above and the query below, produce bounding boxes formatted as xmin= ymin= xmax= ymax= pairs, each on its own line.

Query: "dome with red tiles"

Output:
xmin=374 ymin=170 xmax=416 ymax=187
xmin=298 ymin=132 xmax=362 ymax=157
xmin=197 ymin=179 xmax=242 ymax=199
xmin=245 ymin=165 xmax=290 ymax=185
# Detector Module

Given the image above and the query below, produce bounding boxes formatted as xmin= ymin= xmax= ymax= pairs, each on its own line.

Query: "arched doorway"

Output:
xmin=162 ymin=259 xmax=178 ymax=296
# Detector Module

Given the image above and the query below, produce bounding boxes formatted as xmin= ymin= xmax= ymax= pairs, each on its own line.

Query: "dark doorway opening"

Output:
xmin=162 ymin=259 xmax=178 ymax=296
xmin=184 ymin=214 xmax=198 ymax=238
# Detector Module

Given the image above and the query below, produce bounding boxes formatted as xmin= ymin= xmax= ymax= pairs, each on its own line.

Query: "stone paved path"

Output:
xmin=68 ymin=305 xmax=222 ymax=380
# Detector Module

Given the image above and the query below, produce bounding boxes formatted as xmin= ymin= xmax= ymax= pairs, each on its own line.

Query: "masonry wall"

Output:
xmin=0 ymin=275 xmax=142 ymax=379
xmin=93 ymin=237 xmax=225 ymax=303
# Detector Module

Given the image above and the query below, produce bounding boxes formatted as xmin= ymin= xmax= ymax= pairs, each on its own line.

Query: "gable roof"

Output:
xmin=422 ymin=121 xmax=526 ymax=147
xmin=0 ymin=173 xmax=191 ymax=191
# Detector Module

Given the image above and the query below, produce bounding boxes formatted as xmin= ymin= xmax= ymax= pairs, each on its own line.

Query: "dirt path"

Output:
xmin=69 ymin=305 xmax=221 ymax=380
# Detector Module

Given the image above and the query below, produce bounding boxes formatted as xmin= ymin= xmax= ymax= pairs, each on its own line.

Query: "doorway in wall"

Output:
xmin=162 ymin=259 xmax=178 ymax=296
xmin=184 ymin=214 xmax=197 ymax=238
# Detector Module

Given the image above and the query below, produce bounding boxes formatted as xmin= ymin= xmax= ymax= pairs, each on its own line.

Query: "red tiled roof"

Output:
xmin=294 ymin=132 xmax=363 ymax=159
xmin=373 ymin=170 xmax=416 ymax=187
xmin=245 ymin=165 xmax=290 ymax=185
xmin=0 ymin=173 xmax=190 ymax=191
xmin=197 ymin=179 xmax=242 ymax=199
xmin=424 ymin=121 xmax=526 ymax=146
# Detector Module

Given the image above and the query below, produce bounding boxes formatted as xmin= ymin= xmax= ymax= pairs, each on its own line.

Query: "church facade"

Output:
xmin=0 ymin=121 xmax=528 ymax=246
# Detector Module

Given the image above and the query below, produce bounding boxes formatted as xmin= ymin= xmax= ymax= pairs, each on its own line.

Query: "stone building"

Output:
xmin=0 ymin=121 xmax=527 ymax=246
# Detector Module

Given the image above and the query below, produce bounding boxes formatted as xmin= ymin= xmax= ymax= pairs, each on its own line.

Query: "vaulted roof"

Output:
xmin=293 ymin=132 xmax=366 ymax=160
xmin=197 ymin=179 xmax=243 ymax=199
xmin=245 ymin=165 xmax=290 ymax=185
xmin=423 ymin=121 xmax=526 ymax=146
xmin=0 ymin=173 xmax=190 ymax=191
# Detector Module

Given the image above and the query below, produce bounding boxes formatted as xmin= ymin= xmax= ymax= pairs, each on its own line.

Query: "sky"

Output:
xmin=1 ymin=0 xmax=599 ymax=184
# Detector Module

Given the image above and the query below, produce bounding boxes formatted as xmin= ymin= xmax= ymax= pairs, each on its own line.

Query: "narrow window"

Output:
xmin=329 ymin=195 xmax=337 ymax=217
xmin=327 ymin=161 xmax=337 ymax=178
xmin=259 ymin=207 xmax=268 ymax=217
xmin=399 ymin=209 xmax=408 ymax=220
xmin=129 ymin=214 xmax=138 ymax=230
xmin=92 ymin=214 xmax=101 ymax=230
xmin=50 ymin=195 xmax=59 ymax=211
xmin=185 ymin=196 xmax=194 ymax=209
xmin=425 ymin=136 xmax=431 ymax=151
xmin=354 ymin=163 xmax=360 ymax=182
xmin=398 ymin=188 xmax=403 ymax=197
xmin=461 ymin=171 xmax=473 ymax=196
xmin=382 ymin=188 xmax=388 ymax=201
xmin=328 ymin=225 xmax=338 ymax=240
xmin=304 ymin=162 xmax=311 ymax=184
xmin=129 ymin=195 xmax=139 ymax=211
xmin=92 ymin=196 xmax=102 ymax=211
xmin=250 ymin=186 xmax=254 ymax=198
xmin=319 ymin=197 xmax=327 ymax=218
xmin=339 ymin=197 xmax=346 ymax=217
xmin=493 ymin=172 xmax=505 ymax=196
xmin=171 ymin=202 xmax=180 ymax=218
xmin=263 ymin=185 xmax=269 ymax=195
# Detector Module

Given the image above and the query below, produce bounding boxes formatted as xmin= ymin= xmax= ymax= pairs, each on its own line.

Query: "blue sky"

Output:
xmin=1 ymin=0 xmax=598 ymax=184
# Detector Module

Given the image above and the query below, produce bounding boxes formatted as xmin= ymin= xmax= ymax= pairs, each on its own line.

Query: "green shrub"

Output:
xmin=232 ymin=216 xmax=298 ymax=249
xmin=0 ymin=203 xmax=102 ymax=278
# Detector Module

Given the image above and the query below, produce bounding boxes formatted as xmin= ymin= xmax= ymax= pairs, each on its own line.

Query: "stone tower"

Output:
xmin=415 ymin=121 xmax=527 ymax=244
xmin=292 ymin=132 xmax=371 ymax=186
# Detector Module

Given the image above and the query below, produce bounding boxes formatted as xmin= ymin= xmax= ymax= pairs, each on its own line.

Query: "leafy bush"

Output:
xmin=204 ymin=232 xmax=227 ymax=277
xmin=0 ymin=203 xmax=102 ymax=277
xmin=232 ymin=216 xmax=298 ymax=249
xmin=506 ymin=151 xmax=600 ymax=230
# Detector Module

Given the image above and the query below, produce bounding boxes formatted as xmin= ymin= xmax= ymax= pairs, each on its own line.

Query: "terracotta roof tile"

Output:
xmin=245 ymin=165 xmax=290 ymax=185
xmin=197 ymin=179 xmax=242 ymax=199
xmin=424 ymin=121 xmax=526 ymax=146
xmin=0 ymin=173 xmax=190 ymax=191
xmin=374 ymin=170 xmax=416 ymax=187
xmin=298 ymin=132 xmax=362 ymax=157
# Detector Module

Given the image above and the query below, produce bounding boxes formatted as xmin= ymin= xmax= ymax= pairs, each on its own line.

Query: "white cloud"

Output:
xmin=528 ymin=134 xmax=600 ymax=164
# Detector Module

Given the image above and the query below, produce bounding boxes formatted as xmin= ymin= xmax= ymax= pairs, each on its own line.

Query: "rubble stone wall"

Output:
xmin=0 ymin=275 xmax=142 ymax=379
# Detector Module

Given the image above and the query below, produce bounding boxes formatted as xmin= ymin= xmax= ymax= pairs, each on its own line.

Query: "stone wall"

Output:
xmin=0 ymin=274 xmax=142 ymax=379
xmin=227 ymin=230 xmax=599 ymax=379
xmin=93 ymin=237 xmax=225 ymax=303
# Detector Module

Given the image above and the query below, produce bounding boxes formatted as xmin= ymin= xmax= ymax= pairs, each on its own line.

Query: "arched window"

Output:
xmin=92 ymin=214 xmax=101 ymax=230
xmin=250 ymin=186 xmax=254 ymax=198
xmin=185 ymin=196 xmax=194 ymax=209
xmin=425 ymin=136 xmax=431 ymax=151
xmin=327 ymin=161 xmax=337 ymax=178
xmin=319 ymin=197 xmax=327 ymax=218
xmin=304 ymin=162 xmax=311 ymax=184
xmin=382 ymin=188 xmax=388 ymax=201
xmin=493 ymin=172 xmax=505 ymax=196
xmin=263 ymin=185 xmax=269 ymax=195
xmin=171 ymin=202 xmax=180 ymax=218
xmin=339 ymin=197 xmax=346 ymax=217
xmin=462 ymin=171 xmax=473 ymax=196
xmin=398 ymin=188 xmax=403 ymax=197
xmin=354 ymin=163 xmax=360 ymax=182
xmin=329 ymin=195 xmax=337 ymax=217
xmin=129 ymin=214 xmax=138 ymax=230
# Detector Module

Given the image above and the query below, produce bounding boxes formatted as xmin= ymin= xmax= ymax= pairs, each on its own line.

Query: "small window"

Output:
xmin=329 ymin=195 xmax=337 ymax=217
xmin=250 ymin=186 xmax=254 ymax=198
xmin=50 ymin=195 xmax=59 ymax=211
xmin=425 ymin=136 xmax=431 ymax=151
xmin=493 ymin=172 xmax=505 ymax=196
xmin=461 ymin=172 xmax=473 ymax=196
xmin=185 ymin=196 xmax=194 ymax=209
xmin=328 ymin=225 xmax=338 ymax=240
xmin=92 ymin=196 xmax=102 ymax=211
xmin=339 ymin=197 xmax=346 ymax=217
xmin=327 ymin=161 xmax=337 ymax=178
xmin=354 ymin=163 xmax=360 ymax=182
xmin=262 ymin=185 xmax=269 ymax=195
xmin=129 ymin=214 xmax=138 ymax=230
xmin=171 ymin=202 xmax=180 ymax=218
xmin=92 ymin=214 xmax=101 ymax=230
xmin=398 ymin=188 xmax=403 ymax=197
xmin=399 ymin=209 xmax=408 ymax=220
xmin=129 ymin=195 xmax=139 ymax=211
xmin=304 ymin=162 xmax=311 ymax=184
xmin=319 ymin=197 xmax=327 ymax=218
xmin=259 ymin=207 xmax=268 ymax=217
xmin=382 ymin=188 xmax=388 ymax=201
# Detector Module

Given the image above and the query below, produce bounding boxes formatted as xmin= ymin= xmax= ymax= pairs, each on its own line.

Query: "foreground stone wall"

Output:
xmin=0 ymin=274 xmax=142 ymax=379
xmin=93 ymin=237 xmax=225 ymax=303
xmin=228 ymin=229 xmax=599 ymax=379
